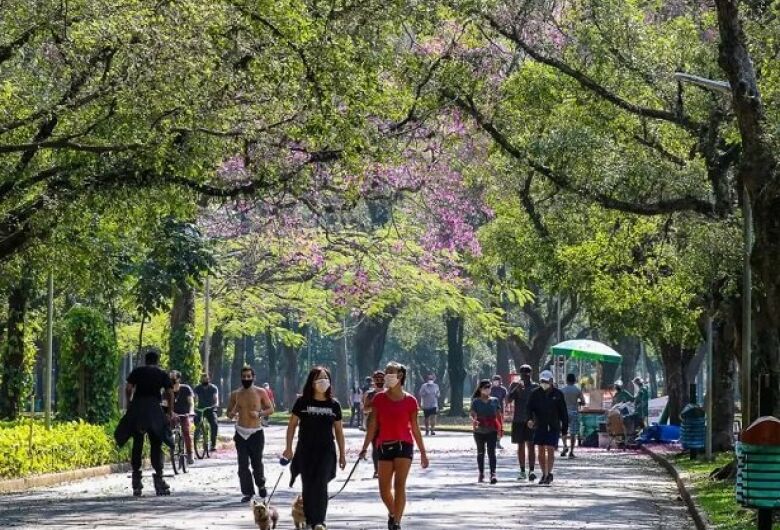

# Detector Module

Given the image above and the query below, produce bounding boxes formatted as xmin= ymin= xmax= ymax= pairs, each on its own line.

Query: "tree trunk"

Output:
xmin=646 ymin=353 xmax=659 ymax=399
xmin=354 ymin=313 xmax=394 ymax=381
xmin=333 ymin=332 xmax=350 ymax=405
xmin=208 ymin=328 xmax=224 ymax=383
xmin=714 ymin=0 xmax=780 ymax=418
xmin=495 ymin=337 xmax=510 ymax=383
xmin=266 ymin=331 xmax=279 ymax=401
xmin=231 ymin=337 xmax=246 ymax=393
xmin=245 ymin=335 xmax=256 ymax=369
xmin=281 ymin=341 xmax=299 ymax=410
xmin=169 ymin=284 xmax=201 ymax=384
xmin=658 ymin=342 xmax=696 ymax=425
xmin=0 ymin=272 xmax=33 ymax=420
xmin=618 ymin=337 xmax=641 ymax=393
xmin=446 ymin=314 xmax=466 ymax=416
xmin=712 ymin=309 xmax=738 ymax=451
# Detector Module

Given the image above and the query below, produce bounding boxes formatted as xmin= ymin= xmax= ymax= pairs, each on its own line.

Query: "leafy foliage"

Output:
xmin=57 ymin=307 xmax=119 ymax=424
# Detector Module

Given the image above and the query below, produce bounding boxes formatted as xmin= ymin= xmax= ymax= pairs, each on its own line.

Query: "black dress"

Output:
xmin=289 ymin=397 xmax=342 ymax=486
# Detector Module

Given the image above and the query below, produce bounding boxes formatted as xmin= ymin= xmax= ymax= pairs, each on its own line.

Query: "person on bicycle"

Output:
xmin=114 ymin=347 xmax=174 ymax=496
xmin=194 ymin=372 xmax=220 ymax=452
xmin=227 ymin=365 xmax=274 ymax=502
xmin=170 ymin=371 xmax=195 ymax=465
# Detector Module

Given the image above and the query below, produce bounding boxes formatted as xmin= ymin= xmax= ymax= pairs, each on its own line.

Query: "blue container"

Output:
xmin=680 ymin=404 xmax=706 ymax=450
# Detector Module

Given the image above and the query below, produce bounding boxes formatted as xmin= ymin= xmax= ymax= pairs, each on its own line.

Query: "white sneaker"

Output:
xmin=314 ymin=525 xmax=327 ymax=530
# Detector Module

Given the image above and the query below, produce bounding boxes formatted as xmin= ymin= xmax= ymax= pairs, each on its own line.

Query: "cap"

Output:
xmin=632 ymin=377 xmax=643 ymax=384
xmin=519 ymin=364 xmax=532 ymax=373
xmin=539 ymin=370 xmax=554 ymax=382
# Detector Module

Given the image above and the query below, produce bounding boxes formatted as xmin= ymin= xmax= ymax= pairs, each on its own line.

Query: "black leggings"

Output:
xmin=474 ymin=431 xmax=498 ymax=474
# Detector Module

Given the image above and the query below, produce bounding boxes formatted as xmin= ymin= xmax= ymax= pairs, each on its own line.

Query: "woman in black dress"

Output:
xmin=283 ymin=367 xmax=346 ymax=530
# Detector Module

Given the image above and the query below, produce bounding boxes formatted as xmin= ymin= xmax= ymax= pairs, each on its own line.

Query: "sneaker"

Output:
xmin=258 ymin=487 xmax=268 ymax=498
xmin=187 ymin=455 xmax=194 ymax=465
xmin=241 ymin=495 xmax=253 ymax=503
xmin=568 ymin=452 xmax=575 ymax=459
xmin=431 ymin=431 xmax=436 ymax=436
xmin=478 ymin=473 xmax=485 ymax=483
xmin=387 ymin=514 xmax=395 ymax=530
xmin=517 ymin=470 xmax=527 ymax=481
xmin=528 ymin=471 xmax=537 ymax=482
xmin=560 ymin=448 xmax=569 ymax=457
xmin=538 ymin=475 xmax=548 ymax=485
xmin=425 ymin=430 xmax=430 ymax=436
xmin=547 ymin=473 xmax=554 ymax=484
xmin=314 ymin=525 xmax=327 ymax=530
xmin=490 ymin=473 xmax=497 ymax=484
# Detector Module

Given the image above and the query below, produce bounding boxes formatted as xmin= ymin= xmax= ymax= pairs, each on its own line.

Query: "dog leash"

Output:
xmin=328 ymin=458 xmax=361 ymax=500
xmin=264 ymin=466 xmax=286 ymax=507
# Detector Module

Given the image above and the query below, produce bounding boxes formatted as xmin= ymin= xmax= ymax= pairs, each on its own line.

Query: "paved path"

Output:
xmin=0 ymin=426 xmax=691 ymax=529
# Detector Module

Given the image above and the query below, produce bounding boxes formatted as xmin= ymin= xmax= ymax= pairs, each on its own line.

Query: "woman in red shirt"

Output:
xmin=360 ymin=362 xmax=428 ymax=530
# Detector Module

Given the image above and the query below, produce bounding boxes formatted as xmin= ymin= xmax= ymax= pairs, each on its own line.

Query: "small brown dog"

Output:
xmin=292 ymin=495 xmax=305 ymax=529
xmin=252 ymin=500 xmax=279 ymax=530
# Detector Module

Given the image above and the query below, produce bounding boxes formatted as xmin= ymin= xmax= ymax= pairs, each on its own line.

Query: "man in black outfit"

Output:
xmin=527 ymin=370 xmax=568 ymax=486
xmin=115 ymin=347 xmax=175 ymax=496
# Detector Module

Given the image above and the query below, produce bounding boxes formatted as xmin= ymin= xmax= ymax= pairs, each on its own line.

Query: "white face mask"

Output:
xmin=314 ymin=378 xmax=330 ymax=393
xmin=540 ymin=382 xmax=551 ymax=390
xmin=384 ymin=374 xmax=399 ymax=388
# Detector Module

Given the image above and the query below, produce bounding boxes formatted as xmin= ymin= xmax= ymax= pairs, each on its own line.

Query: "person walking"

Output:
xmin=418 ymin=374 xmax=440 ymax=436
xmin=362 ymin=370 xmax=385 ymax=478
xmin=360 ymin=362 xmax=428 ymax=530
xmin=612 ymin=381 xmax=634 ymax=405
xmin=508 ymin=364 xmax=538 ymax=481
xmin=527 ymin=370 xmax=568 ymax=486
xmin=560 ymin=373 xmax=584 ymax=459
xmin=490 ymin=375 xmax=508 ymax=449
xmin=350 ymin=385 xmax=364 ymax=428
xmin=194 ymin=372 xmax=220 ymax=451
xmin=227 ymin=366 xmax=275 ymax=502
xmin=283 ymin=367 xmax=347 ymax=530
xmin=114 ymin=347 xmax=174 ymax=496
xmin=470 ymin=379 xmax=502 ymax=484
xmin=170 ymin=370 xmax=195 ymax=465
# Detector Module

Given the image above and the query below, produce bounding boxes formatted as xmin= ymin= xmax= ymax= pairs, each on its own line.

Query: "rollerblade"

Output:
xmin=153 ymin=473 xmax=171 ymax=496
xmin=132 ymin=471 xmax=143 ymax=497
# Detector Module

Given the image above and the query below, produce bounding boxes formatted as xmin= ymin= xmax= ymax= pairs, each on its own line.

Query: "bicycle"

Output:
xmin=169 ymin=414 xmax=191 ymax=474
xmin=193 ymin=405 xmax=216 ymax=459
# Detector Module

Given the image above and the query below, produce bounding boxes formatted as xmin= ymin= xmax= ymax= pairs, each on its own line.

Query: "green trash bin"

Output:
xmin=736 ymin=442 xmax=780 ymax=509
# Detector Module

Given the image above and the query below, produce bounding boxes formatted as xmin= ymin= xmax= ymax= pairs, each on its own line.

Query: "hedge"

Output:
xmin=0 ymin=419 xmax=137 ymax=479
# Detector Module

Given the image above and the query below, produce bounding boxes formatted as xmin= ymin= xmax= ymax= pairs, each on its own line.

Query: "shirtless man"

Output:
xmin=227 ymin=365 xmax=274 ymax=502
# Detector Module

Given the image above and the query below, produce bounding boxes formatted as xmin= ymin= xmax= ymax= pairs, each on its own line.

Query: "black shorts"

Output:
xmin=511 ymin=421 xmax=534 ymax=444
xmin=423 ymin=407 xmax=438 ymax=418
xmin=376 ymin=441 xmax=414 ymax=461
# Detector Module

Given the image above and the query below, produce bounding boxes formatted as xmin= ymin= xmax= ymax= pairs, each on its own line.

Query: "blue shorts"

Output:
xmin=534 ymin=430 xmax=560 ymax=447
xmin=568 ymin=412 xmax=580 ymax=436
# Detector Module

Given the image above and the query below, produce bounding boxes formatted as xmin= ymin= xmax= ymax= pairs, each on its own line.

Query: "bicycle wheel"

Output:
xmin=203 ymin=424 xmax=211 ymax=458
xmin=194 ymin=424 xmax=207 ymax=459
xmin=170 ymin=432 xmax=180 ymax=475
xmin=179 ymin=453 xmax=187 ymax=473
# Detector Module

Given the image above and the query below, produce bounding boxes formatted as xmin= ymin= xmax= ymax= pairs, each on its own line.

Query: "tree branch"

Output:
xmin=480 ymin=12 xmax=700 ymax=132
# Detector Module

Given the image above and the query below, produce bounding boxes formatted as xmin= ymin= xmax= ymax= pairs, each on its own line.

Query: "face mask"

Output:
xmin=480 ymin=388 xmax=490 ymax=397
xmin=314 ymin=378 xmax=331 ymax=393
xmin=384 ymin=374 xmax=399 ymax=388
xmin=201 ymin=380 xmax=209 ymax=386
xmin=492 ymin=381 xmax=499 ymax=387
xmin=241 ymin=379 xmax=253 ymax=389
xmin=540 ymin=382 xmax=551 ymax=390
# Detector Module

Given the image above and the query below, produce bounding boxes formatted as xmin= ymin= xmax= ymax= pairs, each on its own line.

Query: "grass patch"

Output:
xmin=673 ymin=452 xmax=780 ymax=530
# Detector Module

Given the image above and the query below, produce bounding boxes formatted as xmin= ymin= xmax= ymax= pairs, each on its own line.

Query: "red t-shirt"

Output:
xmin=372 ymin=391 xmax=418 ymax=446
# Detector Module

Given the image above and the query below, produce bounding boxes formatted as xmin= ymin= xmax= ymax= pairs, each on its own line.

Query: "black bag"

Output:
xmin=380 ymin=440 xmax=402 ymax=457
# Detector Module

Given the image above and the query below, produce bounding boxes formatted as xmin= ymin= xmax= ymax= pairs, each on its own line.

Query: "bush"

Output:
xmin=58 ymin=307 xmax=120 ymax=424
xmin=0 ymin=420 xmax=125 ymax=479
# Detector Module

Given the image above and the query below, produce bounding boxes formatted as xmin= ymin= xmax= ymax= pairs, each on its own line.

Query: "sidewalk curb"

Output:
xmin=640 ymin=445 xmax=711 ymax=530
xmin=0 ymin=436 xmax=234 ymax=494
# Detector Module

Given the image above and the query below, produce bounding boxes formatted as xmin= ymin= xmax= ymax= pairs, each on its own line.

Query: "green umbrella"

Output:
xmin=551 ymin=339 xmax=622 ymax=364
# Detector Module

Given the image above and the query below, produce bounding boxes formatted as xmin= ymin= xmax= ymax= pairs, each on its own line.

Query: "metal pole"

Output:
xmin=44 ymin=272 xmax=54 ymax=429
xmin=705 ymin=314 xmax=713 ymax=461
xmin=203 ymin=276 xmax=211 ymax=374
xmin=741 ymin=186 xmax=753 ymax=429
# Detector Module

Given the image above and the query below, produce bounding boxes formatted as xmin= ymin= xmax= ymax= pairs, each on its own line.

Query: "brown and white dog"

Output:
xmin=291 ymin=495 xmax=306 ymax=529
xmin=252 ymin=500 xmax=279 ymax=530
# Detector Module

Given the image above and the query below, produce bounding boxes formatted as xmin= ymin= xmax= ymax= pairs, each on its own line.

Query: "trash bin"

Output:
xmin=736 ymin=416 xmax=780 ymax=510
xmin=680 ymin=403 xmax=706 ymax=451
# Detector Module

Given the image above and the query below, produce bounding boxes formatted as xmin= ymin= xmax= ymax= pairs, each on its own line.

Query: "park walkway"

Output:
xmin=0 ymin=426 xmax=691 ymax=529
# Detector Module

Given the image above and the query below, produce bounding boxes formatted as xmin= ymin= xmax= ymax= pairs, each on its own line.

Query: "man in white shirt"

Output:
xmin=419 ymin=374 xmax=441 ymax=436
